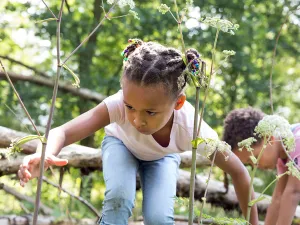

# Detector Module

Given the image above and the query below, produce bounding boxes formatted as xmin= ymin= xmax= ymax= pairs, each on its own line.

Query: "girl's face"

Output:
xmin=234 ymin=140 xmax=279 ymax=169
xmin=122 ymin=78 xmax=178 ymax=135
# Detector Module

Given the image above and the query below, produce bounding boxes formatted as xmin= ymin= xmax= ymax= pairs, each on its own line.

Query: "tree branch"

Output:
xmin=0 ymin=71 xmax=106 ymax=103
xmin=0 ymin=183 xmax=53 ymax=215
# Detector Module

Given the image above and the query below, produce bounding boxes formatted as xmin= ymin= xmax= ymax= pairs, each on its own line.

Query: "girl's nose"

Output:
xmin=133 ymin=118 xmax=146 ymax=127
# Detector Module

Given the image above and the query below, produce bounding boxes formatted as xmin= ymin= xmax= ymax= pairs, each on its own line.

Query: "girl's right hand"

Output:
xmin=18 ymin=153 xmax=68 ymax=187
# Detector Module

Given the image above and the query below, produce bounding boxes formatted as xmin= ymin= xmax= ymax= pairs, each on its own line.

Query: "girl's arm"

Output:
xmin=213 ymin=151 xmax=259 ymax=225
xmin=264 ymin=174 xmax=288 ymax=225
xmin=275 ymin=175 xmax=300 ymax=225
xmin=18 ymin=102 xmax=110 ymax=186
xmin=47 ymin=101 xmax=110 ymax=155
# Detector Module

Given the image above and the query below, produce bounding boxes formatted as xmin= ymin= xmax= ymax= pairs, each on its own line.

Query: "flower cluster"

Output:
xmin=222 ymin=50 xmax=236 ymax=56
xmin=107 ymin=0 xmax=135 ymax=9
xmin=200 ymin=17 xmax=239 ymax=34
xmin=287 ymin=161 xmax=300 ymax=180
xmin=157 ymin=4 xmax=170 ymax=14
xmin=129 ymin=10 xmax=139 ymax=20
xmin=254 ymin=115 xmax=295 ymax=152
xmin=194 ymin=138 xmax=231 ymax=161
xmin=238 ymin=137 xmax=257 ymax=152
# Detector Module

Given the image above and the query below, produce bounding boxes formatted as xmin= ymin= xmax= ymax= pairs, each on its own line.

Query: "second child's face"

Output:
xmin=122 ymin=78 xmax=176 ymax=135
xmin=234 ymin=141 xmax=279 ymax=169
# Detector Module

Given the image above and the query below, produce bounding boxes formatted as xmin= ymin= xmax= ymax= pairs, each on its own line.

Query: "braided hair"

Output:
xmin=121 ymin=39 xmax=201 ymax=100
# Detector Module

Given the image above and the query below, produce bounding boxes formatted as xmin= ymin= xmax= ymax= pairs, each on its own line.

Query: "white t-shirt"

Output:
xmin=103 ymin=90 xmax=218 ymax=161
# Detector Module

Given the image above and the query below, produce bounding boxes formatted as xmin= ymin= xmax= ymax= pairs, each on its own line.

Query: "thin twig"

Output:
xmin=0 ymin=60 xmax=41 ymax=136
xmin=41 ymin=0 xmax=58 ymax=20
xmin=32 ymin=1 xmax=65 ymax=224
xmin=61 ymin=2 xmax=117 ymax=66
xmin=269 ymin=5 xmax=300 ymax=114
xmin=42 ymin=177 xmax=101 ymax=217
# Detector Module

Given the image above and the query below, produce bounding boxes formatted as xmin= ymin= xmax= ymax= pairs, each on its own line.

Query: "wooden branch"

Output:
xmin=0 ymin=55 xmax=49 ymax=78
xmin=0 ymin=72 xmax=105 ymax=103
xmin=42 ymin=177 xmax=101 ymax=217
xmin=0 ymin=126 xmax=211 ymax=176
xmin=4 ymin=126 xmax=300 ymax=217
xmin=0 ymin=183 xmax=53 ymax=215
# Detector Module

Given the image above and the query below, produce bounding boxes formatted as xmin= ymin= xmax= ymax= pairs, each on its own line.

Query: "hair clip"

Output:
xmin=121 ymin=38 xmax=143 ymax=61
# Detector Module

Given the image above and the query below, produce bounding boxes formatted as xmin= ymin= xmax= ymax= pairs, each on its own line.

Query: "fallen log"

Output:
xmin=0 ymin=126 xmax=210 ymax=176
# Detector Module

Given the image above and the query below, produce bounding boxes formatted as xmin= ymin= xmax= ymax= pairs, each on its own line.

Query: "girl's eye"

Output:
xmin=147 ymin=111 xmax=156 ymax=116
xmin=125 ymin=105 xmax=134 ymax=110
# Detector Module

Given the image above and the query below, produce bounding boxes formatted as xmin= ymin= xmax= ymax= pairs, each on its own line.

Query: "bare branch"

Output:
xmin=42 ymin=177 xmax=101 ymax=217
xmin=0 ymin=183 xmax=53 ymax=215
xmin=0 ymin=71 xmax=106 ymax=103
xmin=41 ymin=0 xmax=58 ymax=20
xmin=0 ymin=55 xmax=49 ymax=78
xmin=0 ymin=61 xmax=41 ymax=136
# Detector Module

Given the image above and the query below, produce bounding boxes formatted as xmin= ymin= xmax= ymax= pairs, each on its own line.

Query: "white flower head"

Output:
xmin=254 ymin=115 xmax=295 ymax=152
xmin=238 ymin=137 xmax=257 ymax=152
xmin=287 ymin=161 xmax=300 ymax=180
xmin=107 ymin=0 xmax=135 ymax=9
xmin=129 ymin=10 xmax=140 ymax=20
xmin=200 ymin=16 xmax=239 ymax=34
xmin=158 ymin=4 xmax=170 ymax=14
xmin=222 ymin=50 xmax=236 ymax=56
xmin=196 ymin=138 xmax=231 ymax=161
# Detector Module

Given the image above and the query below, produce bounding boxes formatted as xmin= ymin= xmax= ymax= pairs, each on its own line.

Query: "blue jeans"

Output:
xmin=98 ymin=136 xmax=181 ymax=225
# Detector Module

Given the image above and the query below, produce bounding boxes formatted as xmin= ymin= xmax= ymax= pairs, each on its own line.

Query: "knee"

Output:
xmin=101 ymin=197 xmax=134 ymax=224
xmin=143 ymin=209 xmax=174 ymax=225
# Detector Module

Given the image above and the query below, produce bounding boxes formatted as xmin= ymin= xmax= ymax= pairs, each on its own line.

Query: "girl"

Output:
xmin=18 ymin=40 xmax=258 ymax=225
xmin=223 ymin=107 xmax=300 ymax=225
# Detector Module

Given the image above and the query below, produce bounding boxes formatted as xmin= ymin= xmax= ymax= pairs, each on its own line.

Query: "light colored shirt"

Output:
xmin=277 ymin=123 xmax=300 ymax=174
xmin=103 ymin=90 xmax=218 ymax=161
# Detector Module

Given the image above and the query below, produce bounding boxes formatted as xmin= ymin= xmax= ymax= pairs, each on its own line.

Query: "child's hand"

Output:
xmin=18 ymin=153 xmax=68 ymax=187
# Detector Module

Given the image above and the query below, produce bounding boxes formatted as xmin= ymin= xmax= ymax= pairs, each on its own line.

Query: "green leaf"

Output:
xmin=192 ymin=137 xmax=205 ymax=148
xmin=62 ymin=64 xmax=80 ymax=88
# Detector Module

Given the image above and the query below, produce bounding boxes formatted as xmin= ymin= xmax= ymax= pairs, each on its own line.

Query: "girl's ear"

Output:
xmin=175 ymin=94 xmax=186 ymax=110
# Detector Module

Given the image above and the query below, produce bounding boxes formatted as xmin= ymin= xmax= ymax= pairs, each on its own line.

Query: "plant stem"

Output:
xmin=194 ymin=29 xmax=219 ymax=224
xmin=197 ymin=29 xmax=219 ymax=136
xmin=61 ymin=2 xmax=117 ymax=66
xmin=32 ymin=1 xmax=65 ymax=224
xmin=188 ymin=87 xmax=200 ymax=225
xmin=41 ymin=0 xmax=58 ymax=20
xmin=173 ymin=0 xmax=186 ymax=54
xmin=198 ymin=149 xmax=217 ymax=225
xmin=246 ymin=137 xmax=268 ymax=222
xmin=0 ymin=60 xmax=41 ymax=136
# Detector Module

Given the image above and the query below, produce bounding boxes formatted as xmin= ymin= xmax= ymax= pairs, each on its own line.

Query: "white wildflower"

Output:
xmin=107 ymin=0 xmax=135 ymax=9
xmin=222 ymin=50 xmax=236 ymax=56
xmin=287 ymin=161 xmax=300 ymax=180
xmin=200 ymin=17 xmax=239 ymax=34
xmin=129 ymin=10 xmax=140 ymax=20
xmin=196 ymin=138 xmax=231 ymax=160
xmin=255 ymin=115 xmax=295 ymax=152
xmin=158 ymin=4 xmax=170 ymax=14
xmin=238 ymin=137 xmax=257 ymax=152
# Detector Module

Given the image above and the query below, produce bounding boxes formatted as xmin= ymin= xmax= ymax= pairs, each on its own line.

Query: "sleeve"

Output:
xmin=103 ymin=90 xmax=125 ymax=124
